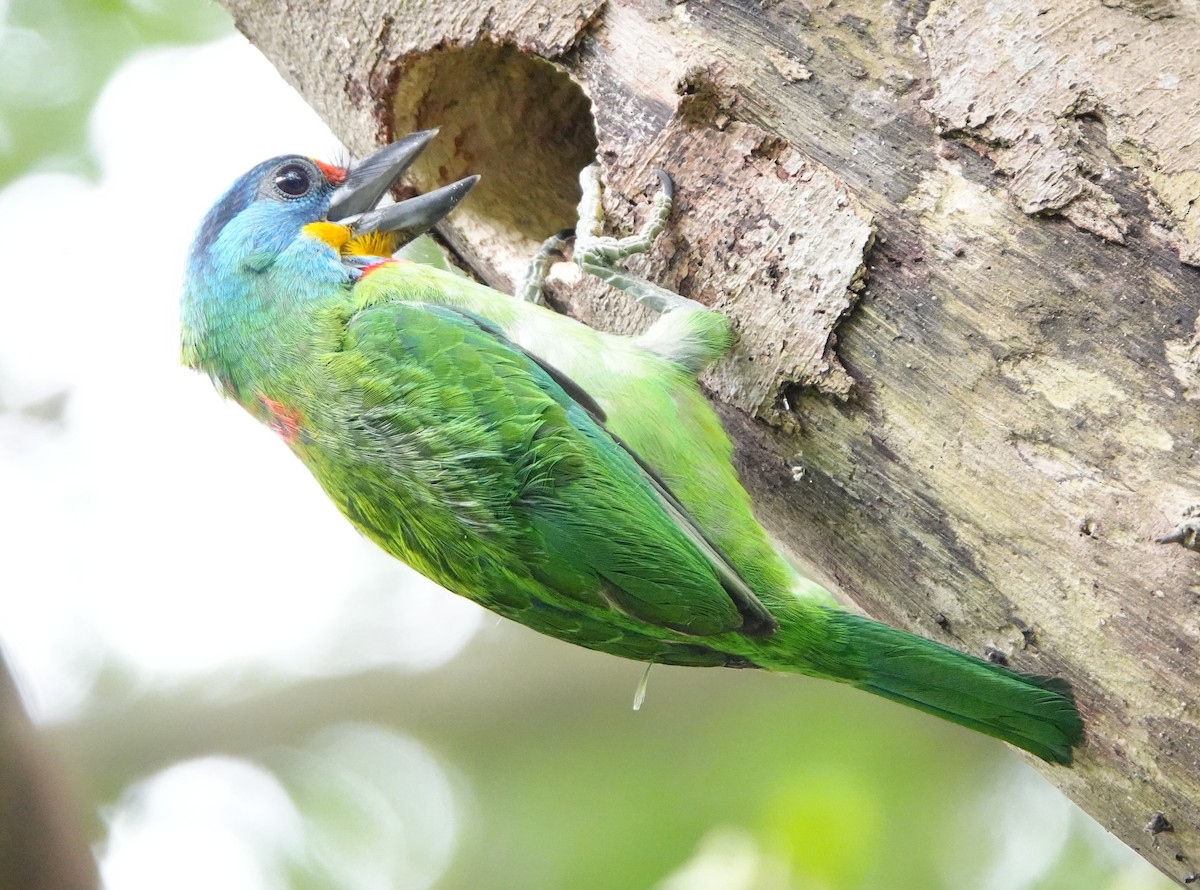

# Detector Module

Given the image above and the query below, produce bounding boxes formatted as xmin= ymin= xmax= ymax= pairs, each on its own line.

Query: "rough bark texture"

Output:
xmin=220 ymin=0 xmax=1200 ymax=882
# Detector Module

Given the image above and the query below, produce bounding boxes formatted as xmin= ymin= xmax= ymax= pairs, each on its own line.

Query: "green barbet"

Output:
xmin=182 ymin=131 xmax=1083 ymax=764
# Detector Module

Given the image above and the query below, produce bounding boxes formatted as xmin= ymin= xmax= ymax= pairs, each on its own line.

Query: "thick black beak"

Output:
xmin=327 ymin=130 xmax=436 ymax=220
xmin=343 ymin=176 xmax=480 ymax=246
xmin=326 ymin=131 xmax=479 ymax=248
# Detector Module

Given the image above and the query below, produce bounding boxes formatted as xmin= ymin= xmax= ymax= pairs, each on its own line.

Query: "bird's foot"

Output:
xmin=572 ymin=164 xmax=704 ymax=314
xmin=515 ymin=229 xmax=574 ymax=305
xmin=517 ymin=164 xmax=697 ymax=311
xmin=516 ymin=163 xmax=733 ymax=373
xmin=1157 ymin=504 xmax=1200 ymax=552
xmin=513 ymin=163 xmax=729 ymax=371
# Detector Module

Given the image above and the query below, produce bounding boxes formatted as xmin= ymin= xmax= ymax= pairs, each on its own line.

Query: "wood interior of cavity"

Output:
xmin=389 ymin=43 xmax=599 ymax=286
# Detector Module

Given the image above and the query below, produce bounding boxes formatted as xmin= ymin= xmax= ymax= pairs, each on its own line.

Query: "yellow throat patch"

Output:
xmin=301 ymin=222 xmax=353 ymax=251
xmin=343 ymin=230 xmax=401 ymax=258
xmin=301 ymin=223 xmax=398 ymax=260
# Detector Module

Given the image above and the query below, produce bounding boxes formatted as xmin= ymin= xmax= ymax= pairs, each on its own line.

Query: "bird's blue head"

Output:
xmin=181 ymin=131 xmax=479 ymax=370
xmin=188 ymin=154 xmax=343 ymax=277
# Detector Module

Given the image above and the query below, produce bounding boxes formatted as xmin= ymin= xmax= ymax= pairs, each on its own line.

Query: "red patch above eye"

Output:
xmin=314 ymin=161 xmax=347 ymax=186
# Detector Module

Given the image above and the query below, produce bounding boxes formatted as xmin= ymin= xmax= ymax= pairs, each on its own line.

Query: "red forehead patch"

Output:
xmin=314 ymin=161 xmax=346 ymax=186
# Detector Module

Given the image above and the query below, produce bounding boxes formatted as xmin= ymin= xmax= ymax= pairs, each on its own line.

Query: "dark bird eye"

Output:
xmin=274 ymin=163 xmax=312 ymax=198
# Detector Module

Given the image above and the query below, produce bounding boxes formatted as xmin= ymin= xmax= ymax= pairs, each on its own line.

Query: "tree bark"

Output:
xmin=0 ymin=651 xmax=99 ymax=890
xmin=220 ymin=0 xmax=1200 ymax=882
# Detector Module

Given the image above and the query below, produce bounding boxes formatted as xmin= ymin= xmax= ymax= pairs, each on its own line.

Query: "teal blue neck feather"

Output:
xmin=181 ymin=164 xmax=348 ymax=400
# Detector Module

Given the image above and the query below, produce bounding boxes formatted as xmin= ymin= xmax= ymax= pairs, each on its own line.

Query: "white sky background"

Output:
xmin=0 ymin=34 xmax=477 ymax=890
xmin=0 ymin=35 xmax=482 ymax=724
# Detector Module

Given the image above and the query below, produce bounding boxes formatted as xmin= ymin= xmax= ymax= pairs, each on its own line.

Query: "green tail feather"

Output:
xmin=828 ymin=613 xmax=1083 ymax=764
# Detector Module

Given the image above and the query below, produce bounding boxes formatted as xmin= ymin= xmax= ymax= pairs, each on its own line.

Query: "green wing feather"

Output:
xmin=342 ymin=263 xmax=1083 ymax=763
xmin=353 ymin=261 xmax=826 ymax=611
xmin=323 ymin=300 xmax=759 ymax=638
xmin=808 ymin=613 xmax=1083 ymax=764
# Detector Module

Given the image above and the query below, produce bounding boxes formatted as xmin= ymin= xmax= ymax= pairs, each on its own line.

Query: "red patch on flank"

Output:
xmin=314 ymin=161 xmax=346 ymax=186
xmin=257 ymin=393 xmax=303 ymax=443
xmin=358 ymin=258 xmax=399 ymax=277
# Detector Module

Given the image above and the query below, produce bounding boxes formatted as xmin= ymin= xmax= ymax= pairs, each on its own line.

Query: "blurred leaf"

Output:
xmin=0 ymin=0 xmax=230 ymax=186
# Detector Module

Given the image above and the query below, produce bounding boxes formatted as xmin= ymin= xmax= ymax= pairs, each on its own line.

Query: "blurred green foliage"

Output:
xmin=69 ymin=631 xmax=1164 ymax=890
xmin=0 ymin=0 xmax=228 ymax=185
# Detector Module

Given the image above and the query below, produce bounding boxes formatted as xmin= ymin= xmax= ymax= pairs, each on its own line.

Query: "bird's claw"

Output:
xmin=570 ymin=164 xmax=702 ymax=314
xmin=516 ymin=229 xmax=576 ymax=305
xmin=1157 ymin=504 xmax=1200 ymax=552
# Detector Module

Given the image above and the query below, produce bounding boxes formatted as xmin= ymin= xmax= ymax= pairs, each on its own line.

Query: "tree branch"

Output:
xmin=0 ymin=650 xmax=98 ymax=890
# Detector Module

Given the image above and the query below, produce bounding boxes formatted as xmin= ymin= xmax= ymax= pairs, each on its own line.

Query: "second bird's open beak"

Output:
xmin=326 ymin=130 xmax=479 ymax=247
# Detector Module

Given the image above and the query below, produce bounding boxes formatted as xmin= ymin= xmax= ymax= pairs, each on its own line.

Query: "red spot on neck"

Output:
xmin=314 ymin=161 xmax=346 ymax=186
xmin=359 ymin=258 xmax=401 ymax=277
xmin=257 ymin=393 xmax=303 ymax=443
